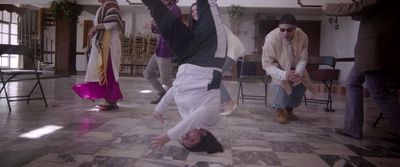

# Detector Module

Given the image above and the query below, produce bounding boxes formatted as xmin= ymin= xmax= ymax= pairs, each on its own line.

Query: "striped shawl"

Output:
xmin=96 ymin=0 xmax=124 ymax=85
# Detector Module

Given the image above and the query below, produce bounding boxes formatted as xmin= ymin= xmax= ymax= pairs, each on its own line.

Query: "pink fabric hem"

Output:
xmin=72 ymin=53 xmax=123 ymax=102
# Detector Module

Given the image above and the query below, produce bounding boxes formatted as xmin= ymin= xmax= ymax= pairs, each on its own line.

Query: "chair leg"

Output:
xmin=36 ymin=74 xmax=48 ymax=107
xmin=303 ymin=95 xmax=307 ymax=105
xmin=324 ymin=81 xmax=335 ymax=112
xmin=1 ymin=74 xmax=11 ymax=112
xmin=27 ymin=81 xmax=40 ymax=104
xmin=264 ymin=81 xmax=268 ymax=107
xmin=237 ymin=80 xmax=242 ymax=105
xmin=239 ymin=80 xmax=244 ymax=103
xmin=373 ymin=112 xmax=384 ymax=128
xmin=25 ymin=75 xmax=47 ymax=107
xmin=1 ymin=84 xmax=12 ymax=112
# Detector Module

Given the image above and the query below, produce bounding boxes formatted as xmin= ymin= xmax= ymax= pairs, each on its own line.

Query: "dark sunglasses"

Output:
xmin=279 ymin=28 xmax=293 ymax=33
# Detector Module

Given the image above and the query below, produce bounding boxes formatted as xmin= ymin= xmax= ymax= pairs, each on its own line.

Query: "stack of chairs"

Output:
xmin=118 ymin=33 xmax=158 ymax=76
xmin=145 ymin=34 xmax=157 ymax=59
xmin=119 ymin=36 xmax=133 ymax=76
xmin=130 ymin=33 xmax=147 ymax=75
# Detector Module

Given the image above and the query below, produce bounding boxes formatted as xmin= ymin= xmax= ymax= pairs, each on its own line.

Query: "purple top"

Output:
xmin=151 ymin=3 xmax=181 ymax=58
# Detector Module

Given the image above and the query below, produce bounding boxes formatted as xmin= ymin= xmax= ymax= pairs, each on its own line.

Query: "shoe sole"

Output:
xmin=220 ymin=104 xmax=238 ymax=116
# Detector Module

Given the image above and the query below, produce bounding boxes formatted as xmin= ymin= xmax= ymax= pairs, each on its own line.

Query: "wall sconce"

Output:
xmin=297 ymin=0 xmax=322 ymax=7
xmin=328 ymin=16 xmax=339 ymax=30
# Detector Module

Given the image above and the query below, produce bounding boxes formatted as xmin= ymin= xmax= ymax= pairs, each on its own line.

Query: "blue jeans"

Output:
xmin=345 ymin=66 xmax=400 ymax=138
xmin=271 ymin=83 xmax=306 ymax=110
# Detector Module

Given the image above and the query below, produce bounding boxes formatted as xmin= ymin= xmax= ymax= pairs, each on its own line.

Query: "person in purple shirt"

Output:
xmin=143 ymin=0 xmax=181 ymax=104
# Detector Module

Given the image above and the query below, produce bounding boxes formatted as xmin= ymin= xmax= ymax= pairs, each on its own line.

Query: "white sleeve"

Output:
xmin=103 ymin=22 xmax=118 ymax=31
xmin=224 ymin=25 xmax=245 ymax=60
xmin=266 ymin=65 xmax=287 ymax=81
xmin=154 ymin=87 xmax=175 ymax=113
xmin=294 ymin=35 xmax=309 ymax=76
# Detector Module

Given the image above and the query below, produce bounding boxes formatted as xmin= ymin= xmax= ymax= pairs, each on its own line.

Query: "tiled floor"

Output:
xmin=1 ymin=76 xmax=399 ymax=167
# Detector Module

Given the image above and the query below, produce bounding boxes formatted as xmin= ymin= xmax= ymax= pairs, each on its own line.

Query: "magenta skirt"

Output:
xmin=72 ymin=56 xmax=123 ymax=102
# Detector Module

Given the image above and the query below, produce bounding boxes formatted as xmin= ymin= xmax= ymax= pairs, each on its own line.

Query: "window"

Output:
xmin=0 ymin=11 xmax=19 ymax=68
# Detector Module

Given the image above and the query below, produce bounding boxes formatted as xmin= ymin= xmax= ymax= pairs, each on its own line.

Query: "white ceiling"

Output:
xmin=1 ymin=0 xmax=350 ymax=16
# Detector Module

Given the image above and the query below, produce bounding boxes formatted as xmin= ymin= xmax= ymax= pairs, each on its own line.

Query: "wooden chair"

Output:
xmin=304 ymin=56 xmax=339 ymax=112
xmin=0 ymin=44 xmax=48 ymax=112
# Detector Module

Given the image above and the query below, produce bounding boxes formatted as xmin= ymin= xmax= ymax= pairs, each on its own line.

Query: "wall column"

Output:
xmin=55 ymin=16 xmax=77 ymax=75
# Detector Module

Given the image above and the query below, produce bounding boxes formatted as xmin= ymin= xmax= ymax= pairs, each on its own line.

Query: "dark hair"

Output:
xmin=188 ymin=3 xmax=198 ymax=30
xmin=183 ymin=130 xmax=224 ymax=154
xmin=279 ymin=13 xmax=297 ymax=25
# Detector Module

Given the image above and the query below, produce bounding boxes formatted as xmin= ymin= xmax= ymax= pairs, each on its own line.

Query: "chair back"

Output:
xmin=307 ymin=56 xmax=339 ymax=82
xmin=0 ymin=44 xmax=33 ymax=56
xmin=239 ymin=54 xmax=263 ymax=77
xmin=0 ymin=44 xmax=36 ymax=70
xmin=243 ymin=54 xmax=262 ymax=63
xmin=308 ymin=56 xmax=336 ymax=69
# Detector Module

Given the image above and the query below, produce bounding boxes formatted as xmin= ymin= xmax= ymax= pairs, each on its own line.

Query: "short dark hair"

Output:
xmin=279 ymin=13 xmax=297 ymax=25
xmin=183 ymin=130 xmax=224 ymax=154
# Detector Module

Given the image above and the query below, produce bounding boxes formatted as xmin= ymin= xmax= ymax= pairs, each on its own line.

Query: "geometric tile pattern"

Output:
xmin=0 ymin=77 xmax=399 ymax=167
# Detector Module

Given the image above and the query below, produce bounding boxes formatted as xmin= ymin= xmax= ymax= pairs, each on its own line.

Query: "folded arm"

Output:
xmin=323 ymin=0 xmax=380 ymax=16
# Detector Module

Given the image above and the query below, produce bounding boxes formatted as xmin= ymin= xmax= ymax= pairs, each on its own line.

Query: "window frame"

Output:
xmin=0 ymin=10 xmax=20 ymax=69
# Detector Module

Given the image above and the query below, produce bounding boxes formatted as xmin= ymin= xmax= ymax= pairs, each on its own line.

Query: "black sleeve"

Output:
xmin=141 ymin=0 xmax=193 ymax=54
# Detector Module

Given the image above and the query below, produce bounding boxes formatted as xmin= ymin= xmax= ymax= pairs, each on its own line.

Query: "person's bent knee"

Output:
xmin=143 ymin=68 xmax=156 ymax=79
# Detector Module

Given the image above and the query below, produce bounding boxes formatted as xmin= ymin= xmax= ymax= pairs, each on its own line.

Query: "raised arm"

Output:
xmin=141 ymin=0 xmax=192 ymax=55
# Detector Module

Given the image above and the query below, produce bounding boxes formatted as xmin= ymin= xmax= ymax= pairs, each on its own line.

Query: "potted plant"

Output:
xmin=227 ymin=5 xmax=243 ymax=25
xmin=227 ymin=5 xmax=243 ymax=35
xmin=49 ymin=0 xmax=82 ymax=22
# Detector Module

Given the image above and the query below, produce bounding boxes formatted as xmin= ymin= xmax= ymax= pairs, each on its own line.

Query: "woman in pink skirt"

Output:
xmin=73 ymin=0 xmax=124 ymax=111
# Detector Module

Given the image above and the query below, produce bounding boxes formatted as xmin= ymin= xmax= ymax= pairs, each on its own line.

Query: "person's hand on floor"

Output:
xmin=150 ymin=132 xmax=170 ymax=151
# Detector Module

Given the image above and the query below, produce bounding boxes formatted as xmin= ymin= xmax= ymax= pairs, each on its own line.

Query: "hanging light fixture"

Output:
xmin=126 ymin=0 xmax=143 ymax=6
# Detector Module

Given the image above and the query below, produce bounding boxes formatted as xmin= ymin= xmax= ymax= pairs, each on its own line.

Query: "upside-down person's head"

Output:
xmin=180 ymin=128 xmax=223 ymax=154
xmin=279 ymin=13 xmax=297 ymax=41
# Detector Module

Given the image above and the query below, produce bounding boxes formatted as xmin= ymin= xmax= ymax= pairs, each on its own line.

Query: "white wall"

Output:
xmin=219 ymin=13 xmax=255 ymax=55
xmin=320 ymin=16 xmax=359 ymax=83
xmin=76 ymin=10 xmax=95 ymax=72
xmin=75 ymin=10 xmax=137 ymax=71
xmin=132 ymin=13 xmax=153 ymax=34
xmin=73 ymin=6 xmax=360 ymax=84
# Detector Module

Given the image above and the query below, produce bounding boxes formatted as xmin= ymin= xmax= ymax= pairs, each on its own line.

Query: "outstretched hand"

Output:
xmin=150 ymin=132 xmax=170 ymax=151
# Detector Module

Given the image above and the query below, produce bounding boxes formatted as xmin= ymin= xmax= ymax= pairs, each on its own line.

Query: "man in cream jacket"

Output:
xmin=262 ymin=13 xmax=313 ymax=124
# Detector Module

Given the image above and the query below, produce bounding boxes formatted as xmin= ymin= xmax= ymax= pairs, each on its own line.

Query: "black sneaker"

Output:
xmin=389 ymin=147 xmax=400 ymax=154
xmin=150 ymin=91 xmax=165 ymax=104
xmin=335 ymin=129 xmax=363 ymax=140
